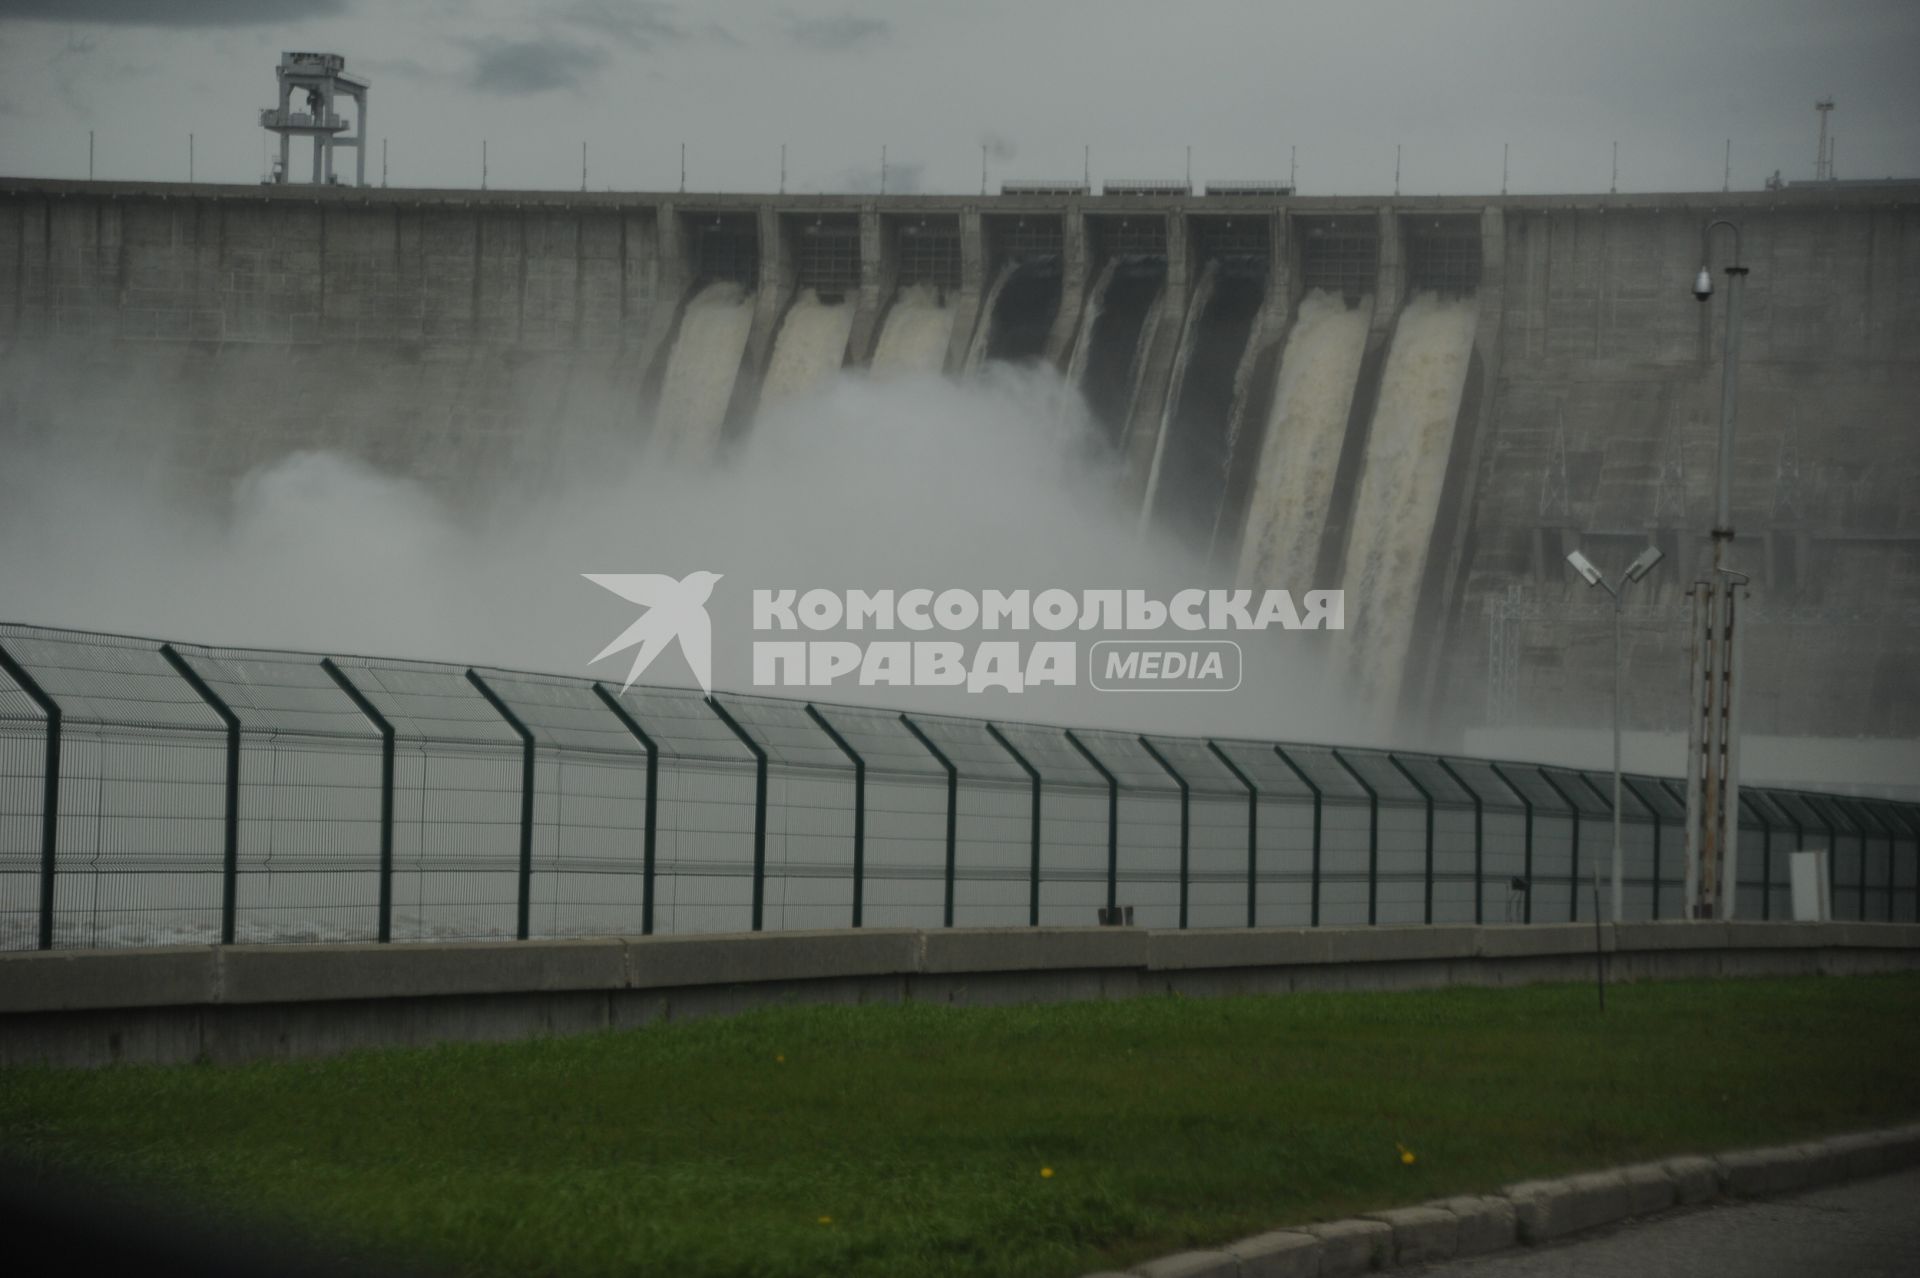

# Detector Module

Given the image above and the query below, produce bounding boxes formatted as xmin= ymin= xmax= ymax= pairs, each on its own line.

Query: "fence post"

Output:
xmin=1490 ymin=763 xmax=1533 ymax=923
xmin=1388 ymin=755 xmax=1434 ymax=924
xmin=467 ymin=670 xmax=535 ymax=941
xmin=706 ymin=695 xmax=768 ymax=933
xmin=1621 ymin=778 xmax=1660 ymax=920
xmin=987 ymin=724 xmax=1041 ymax=926
xmin=1273 ymin=746 xmax=1321 ymax=926
xmin=1804 ymin=793 xmax=1842 ymax=917
xmin=1628 ymin=775 xmax=1658 ymax=917
xmin=1810 ymin=794 xmax=1866 ymax=922
xmin=1893 ymin=805 xmax=1920 ymax=922
xmin=1874 ymin=803 xmax=1898 ymax=923
xmin=806 ymin=705 xmax=865 ymax=929
xmin=1660 ymin=778 xmax=1690 ymax=917
xmin=1065 ymin=730 xmax=1118 ymax=917
xmin=160 ymin=644 xmax=240 ymax=946
xmin=1874 ymin=802 xmax=1901 ymax=923
xmin=1330 ymin=749 xmax=1378 ymax=926
xmin=1782 ymin=796 xmax=1808 ymax=918
xmin=1207 ymin=743 xmax=1258 ymax=927
xmin=1859 ymin=803 xmax=1876 ymax=921
xmin=1435 ymin=757 xmax=1481 ymax=924
xmin=1738 ymin=794 xmax=1771 ymax=920
xmin=1139 ymin=737 xmax=1189 ymax=929
xmin=1579 ymin=772 xmax=1618 ymax=918
xmin=322 ymin=659 xmax=395 ymax=943
xmin=1849 ymin=799 xmax=1868 ymax=921
xmin=1537 ymin=769 xmax=1581 ymax=922
xmin=592 ymin=683 xmax=658 ymax=936
xmin=1842 ymin=798 xmax=1890 ymax=923
xmin=901 ymin=715 xmax=957 ymax=927
xmin=0 ymin=643 xmax=60 ymax=951
xmin=1879 ymin=802 xmax=1920 ymax=923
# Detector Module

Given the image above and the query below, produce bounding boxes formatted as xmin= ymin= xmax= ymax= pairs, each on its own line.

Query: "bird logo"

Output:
xmin=584 ymin=571 xmax=724 ymax=695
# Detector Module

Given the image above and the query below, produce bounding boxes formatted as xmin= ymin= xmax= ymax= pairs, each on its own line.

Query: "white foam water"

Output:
xmin=1236 ymin=288 xmax=1375 ymax=590
xmin=652 ymin=280 xmax=755 ymax=465
xmin=1336 ymin=289 xmax=1480 ymax=719
xmin=963 ymin=261 xmax=1017 ymax=372
xmin=1064 ymin=257 xmax=1119 ymax=390
xmin=870 ymin=283 xmax=957 ymax=378
xmin=759 ymin=288 xmax=855 ymax=407
xmin=1138 ymin=259 xmax=1218 ymax=531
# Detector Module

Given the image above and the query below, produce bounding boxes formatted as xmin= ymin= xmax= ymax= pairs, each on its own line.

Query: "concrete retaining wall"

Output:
xmin=3 ymin=921 xmax=1915 ymax=1068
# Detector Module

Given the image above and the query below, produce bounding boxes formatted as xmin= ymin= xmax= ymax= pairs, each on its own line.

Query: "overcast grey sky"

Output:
xmin=0 ymin=0 xmax=1914 ymax=195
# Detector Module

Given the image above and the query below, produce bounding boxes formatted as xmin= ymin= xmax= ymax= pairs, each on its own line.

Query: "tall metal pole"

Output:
xmin=1691 ymin=219 xmax=1747 ymax=919
xmin=0 ymin=644 xmax=61 ymax=951
xmin=1611 ymin=585 xmax=1624 ymax=921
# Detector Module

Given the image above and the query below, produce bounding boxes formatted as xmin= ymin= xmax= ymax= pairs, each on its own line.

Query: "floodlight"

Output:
xmin=1565 ymin=549 xmax=1603 ymax=588
xmin=1625 ymin=545 xmax=1665 ymax=582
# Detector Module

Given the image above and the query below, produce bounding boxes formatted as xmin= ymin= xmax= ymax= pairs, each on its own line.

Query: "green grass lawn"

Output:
xmin=5 ymin=975 xmax=1919 ymax=1277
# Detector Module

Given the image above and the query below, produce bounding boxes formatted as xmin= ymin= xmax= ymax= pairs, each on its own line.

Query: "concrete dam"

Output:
xmin=0 ymin=178 xmax=1916 ymax=749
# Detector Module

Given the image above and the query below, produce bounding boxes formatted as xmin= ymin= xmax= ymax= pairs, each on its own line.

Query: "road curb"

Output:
xmin=1087 ymin=1121 xmax=1920 ymax=1277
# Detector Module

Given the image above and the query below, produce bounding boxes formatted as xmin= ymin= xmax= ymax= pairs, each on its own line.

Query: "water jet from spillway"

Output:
xmin=652 ymin=280 xmax=755 ymax=465
xmin=1237 ymin=288 xmax=1375 ymax=591
xmin=1336 ymin=289 xmax=1479 ymax=721
xmin=870 ymin=284 xmax=957 ymax=378
xmin=759 ymin=288 xmax=854 ymax=407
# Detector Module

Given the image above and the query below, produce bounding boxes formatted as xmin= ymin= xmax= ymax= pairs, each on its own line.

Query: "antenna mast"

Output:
xmin=1814 ymin=97 xmax=1835 ymax=180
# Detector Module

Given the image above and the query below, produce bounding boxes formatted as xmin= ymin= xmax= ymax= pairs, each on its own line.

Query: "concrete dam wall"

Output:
xmin=1 ymin=178 xmax=1915 ymax=743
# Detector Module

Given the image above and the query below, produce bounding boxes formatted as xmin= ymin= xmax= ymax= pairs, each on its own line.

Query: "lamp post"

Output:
xmin=1688 ymin=220 xmax=1749 ymax=920
xmin=1567 ymin=546 xmax=1665 ymax=922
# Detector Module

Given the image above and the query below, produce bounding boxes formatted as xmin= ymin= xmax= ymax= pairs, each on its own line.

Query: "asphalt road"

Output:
xmin=1414 ymin=1168 xmax=1920 ymax=1277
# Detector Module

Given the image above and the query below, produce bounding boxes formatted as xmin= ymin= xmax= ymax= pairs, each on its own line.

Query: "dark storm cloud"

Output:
xmin=557 ymin=0 xmax=687 ymax=51
xmin=0 ymin=0 xmax=345 ymax=23
xmin=464 ymin=37 xmax=609 ymax=95
xmin=980 ymin=133 xmax=1018 ymax=164
xmin=784 ymin=13 xmax=887 ymax=52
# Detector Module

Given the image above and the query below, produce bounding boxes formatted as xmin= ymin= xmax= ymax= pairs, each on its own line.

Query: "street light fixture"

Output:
xmin=1567 ymin=544 xmax=1665 ymax=922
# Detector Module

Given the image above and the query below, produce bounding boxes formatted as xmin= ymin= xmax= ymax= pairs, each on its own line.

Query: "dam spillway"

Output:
xmin=870 ymin=283 xmax=956 ymax=378
xmin=759 ymin=288 xmax=854 ymax=407
xmin=1236 ymin=287 xmax=1374 ymax=593
xmin=1335 ymin=289 xmax=1481 ymax=718
xmin=652 ymin=279 xmax=754 ymax=464
xmin=1 ymin=178 xmax=1916 ymax=748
